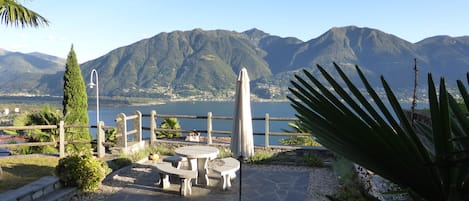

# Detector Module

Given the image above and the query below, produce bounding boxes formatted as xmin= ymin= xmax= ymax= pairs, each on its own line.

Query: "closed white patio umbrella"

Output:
xmin=231 ymin=67 xmax=254 ymax=201
xmin=231 ymin=67 xmax=254 ymax=160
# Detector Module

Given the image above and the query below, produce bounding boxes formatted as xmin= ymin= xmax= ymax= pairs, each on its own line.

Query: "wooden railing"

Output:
xmin=0 ymin=110 xmax=312 ymax=158
xmin=141 ymin=110 xmax=310 ymax=147
xmin=0 ymin=121 xmax=110 ymax=158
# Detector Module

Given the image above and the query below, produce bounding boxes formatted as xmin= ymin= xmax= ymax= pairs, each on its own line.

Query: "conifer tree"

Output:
xmin=63 ymin=45 xmax=91 ymax=152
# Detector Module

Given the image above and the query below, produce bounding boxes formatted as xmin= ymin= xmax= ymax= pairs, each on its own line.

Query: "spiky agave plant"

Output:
xmin=288 ymin=63 xmax=469 ymax=201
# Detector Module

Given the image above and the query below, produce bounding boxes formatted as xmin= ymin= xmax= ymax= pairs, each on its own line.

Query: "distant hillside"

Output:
xmin=0 ymin=49 xmax=65 ymax=94
xmin=79 ymin=26 xmax=469 ymax=100
xmin=2 ymin=26 xmax=469 ymax=99
xmin=80 ymin=29 xmax=273 ymax=99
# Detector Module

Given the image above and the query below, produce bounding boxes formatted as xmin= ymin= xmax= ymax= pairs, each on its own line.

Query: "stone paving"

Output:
xmin=241 ymin=166 xmax=310 ymax=201
xmin=103 ymin=160 xmax=337 ymax=201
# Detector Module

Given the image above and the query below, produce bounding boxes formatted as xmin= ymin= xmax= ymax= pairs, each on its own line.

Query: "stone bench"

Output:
xmin=211 ymin=157 xmax=240 ymax=190
xmin=162 ymin=155 xmax=187 ymax=169
xmin=153 ymin=162 xmax=197 ymax=196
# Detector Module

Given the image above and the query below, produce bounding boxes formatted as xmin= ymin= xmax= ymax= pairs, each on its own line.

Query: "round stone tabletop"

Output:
xmin=175 ymin=145 xmax=219 ymax=159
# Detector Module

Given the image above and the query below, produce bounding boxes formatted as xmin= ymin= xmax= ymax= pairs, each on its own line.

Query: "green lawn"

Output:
xmin=0 ymin=156 xmax=59 ymax=193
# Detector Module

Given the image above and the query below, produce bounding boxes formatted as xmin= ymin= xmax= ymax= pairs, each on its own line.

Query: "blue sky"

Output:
xmin=2 ymin=0 xmax=469 ymax=63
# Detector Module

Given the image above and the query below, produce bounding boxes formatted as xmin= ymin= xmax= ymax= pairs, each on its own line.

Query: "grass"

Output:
xmin=0 ymin=156 xmax=59 ymax=193
xmin=247 ymin=150 xmax=277 ymax=163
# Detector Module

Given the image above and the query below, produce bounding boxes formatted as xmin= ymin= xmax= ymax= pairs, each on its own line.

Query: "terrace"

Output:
xmin=0 ymin=110 xmax=349 ymax=201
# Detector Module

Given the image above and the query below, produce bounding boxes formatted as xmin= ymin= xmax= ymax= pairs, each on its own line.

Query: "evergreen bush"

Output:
xmin=56 ymin=154 xmax=110 ymax=191
xmin=62 ymin=46 xmax=91 ymax=152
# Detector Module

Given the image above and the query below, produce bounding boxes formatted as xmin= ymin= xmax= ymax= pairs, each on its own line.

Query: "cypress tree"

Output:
xmin=63 ymin=45 xmax=91 ymax=152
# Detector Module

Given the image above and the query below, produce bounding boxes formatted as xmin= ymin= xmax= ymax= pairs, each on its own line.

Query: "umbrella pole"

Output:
xmin=238 ymin=156 xmax=243 ymax=201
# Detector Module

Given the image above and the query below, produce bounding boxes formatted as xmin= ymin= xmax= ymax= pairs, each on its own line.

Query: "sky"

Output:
xmin=2 ymin=0 xmax=469 ymax=63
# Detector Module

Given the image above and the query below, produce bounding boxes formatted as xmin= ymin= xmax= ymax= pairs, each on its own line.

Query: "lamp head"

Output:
xmin=89 ymin=82 xmax=96 ymax=88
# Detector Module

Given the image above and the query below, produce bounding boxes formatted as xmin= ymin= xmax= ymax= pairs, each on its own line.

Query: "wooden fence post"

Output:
xmin=133 ymin=111 xmax=142 ymax=143
xmin=116 ymin=113 xmax=127 ymax=150
xmin=97 ymin=121 xmax=105 ymax=158
xmin=150 ymin=110 xmax=156 ymax=145
xmin=59 ymin=121 xmax=65 ymax=158
xmin=265 ymin=113 xmax=270 ymax=147
xmin=207 ymin=112 xmax=212 ymax=144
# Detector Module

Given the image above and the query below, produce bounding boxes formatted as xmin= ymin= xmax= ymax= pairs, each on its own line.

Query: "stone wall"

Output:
xmin=355 ymin=165 xmax=409 ymax=200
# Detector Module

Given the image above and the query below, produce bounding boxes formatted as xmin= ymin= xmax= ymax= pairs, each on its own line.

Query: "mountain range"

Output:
xmin=0 ymin=49 xmax=65 ymax=95
xmin=2 ymin=26 xmax=469 ymax=100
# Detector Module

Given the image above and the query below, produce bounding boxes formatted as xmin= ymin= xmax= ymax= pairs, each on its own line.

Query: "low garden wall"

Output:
xmin=355 ymin=165 xmax=410 ymax=200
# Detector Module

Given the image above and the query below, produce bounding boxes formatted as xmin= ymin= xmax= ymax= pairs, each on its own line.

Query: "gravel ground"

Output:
xmin=69 ymin=160 xmax=338 ymax=201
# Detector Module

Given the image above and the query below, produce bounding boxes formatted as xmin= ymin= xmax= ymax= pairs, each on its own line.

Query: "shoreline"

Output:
xmin=0 ymin=95 xmax=290 ymax=107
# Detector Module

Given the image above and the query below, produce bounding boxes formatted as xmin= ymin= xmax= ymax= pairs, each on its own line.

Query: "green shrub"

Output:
xmin=124 ymin=148 xmax=151 ymax=162
xmin=91 ymin=127 xmax=118 ymax=153
xmin=302 ymin=155 xmax=324 ymax=167
xmin=121 ymin=145 xmax=176 ymax=162
xmin=151 ymin=145 xmax=175 ymax=156
xmin=279 ymin=120 xmax=321 ymax=146
xmin=156 ymin=118 xmax=182 ymax=138
xmin=217 ymin=147 xmax=233 ymax=158
xmin=105 ymin=128 xmax=117 ymax=146
xmin=56 ymin=155 xmax=81 ymax=187
xmin=247 ymin=150 xmax=276 ymax=164
xmin=280 ymin=135 xmax=322 ymax=146
xmin=56 ymin=154 xmax=111 ymax=191
xmin=106 ymin=157 xmax=132 ymax=172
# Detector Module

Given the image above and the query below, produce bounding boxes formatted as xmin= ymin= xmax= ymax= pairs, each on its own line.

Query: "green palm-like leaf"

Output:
xmin=0 ymin=0 xmax=48 ymax=27
xmin=288 ymin=63 xmax=469 ymax=201
xmin=157 ymin=118 xmax=182 ymax=138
